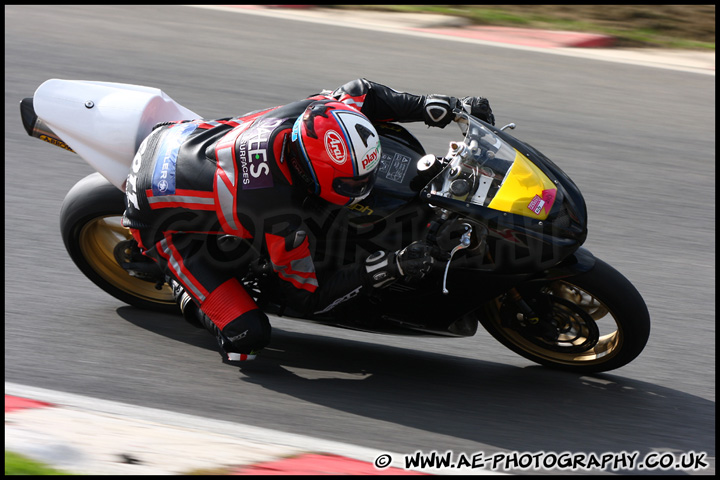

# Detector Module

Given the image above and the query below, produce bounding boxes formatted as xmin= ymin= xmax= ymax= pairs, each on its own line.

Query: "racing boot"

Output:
xmin=194 ymin=311 xmax=262 ymax=362
xmin=169 ymin=278 xmax=264 ymax=362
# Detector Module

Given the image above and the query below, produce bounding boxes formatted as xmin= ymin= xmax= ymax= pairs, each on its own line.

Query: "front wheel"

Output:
xmin=480 ymin=258 xmax=650 ymax=373
xmin=59 ymin=173 xmax=177 ymax=312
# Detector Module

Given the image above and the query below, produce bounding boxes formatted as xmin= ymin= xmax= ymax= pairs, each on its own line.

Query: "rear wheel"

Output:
xmin=59 ymin=173 xmax=176 ymax=312
xmin=480 ymin=258 xmax=650 ymax=373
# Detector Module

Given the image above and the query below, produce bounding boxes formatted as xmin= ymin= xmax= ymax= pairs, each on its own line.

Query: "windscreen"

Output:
xmin=428 ymin=115 xmax=557 ymax=220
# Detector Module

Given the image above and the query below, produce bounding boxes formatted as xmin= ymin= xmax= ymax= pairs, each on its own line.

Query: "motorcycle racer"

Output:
xmin=122 ymin=78 xmax=494 ymax=363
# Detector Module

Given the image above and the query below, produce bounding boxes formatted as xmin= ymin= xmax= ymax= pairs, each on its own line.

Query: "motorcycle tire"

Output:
xmin=59 ymin=172 xmax=177 ymax=312
xmin=480 ymin=258 xmax=650 ymax=374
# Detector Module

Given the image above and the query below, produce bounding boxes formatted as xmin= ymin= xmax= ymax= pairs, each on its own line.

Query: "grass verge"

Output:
xmin=330 ymin=5 xmax=715 ymax=50
xmin=5 ymin=451 xmax=73 ymax=475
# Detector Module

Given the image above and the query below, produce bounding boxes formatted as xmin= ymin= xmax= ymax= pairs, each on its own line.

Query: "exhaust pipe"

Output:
xmin=20 ymin=97 xmax=75 ymax=153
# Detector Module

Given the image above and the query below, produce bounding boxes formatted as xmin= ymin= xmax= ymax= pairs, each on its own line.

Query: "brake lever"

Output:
xmin=442 ymin=223 xmax=473 ymax=295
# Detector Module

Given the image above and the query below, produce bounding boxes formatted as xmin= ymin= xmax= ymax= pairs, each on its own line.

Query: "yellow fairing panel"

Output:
xmin=488 ymin=150 xmax=557 ymax=220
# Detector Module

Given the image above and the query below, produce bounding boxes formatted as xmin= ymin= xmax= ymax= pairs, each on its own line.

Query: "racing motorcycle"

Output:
xmin=20 ymin=79 xmax=650 ymax=374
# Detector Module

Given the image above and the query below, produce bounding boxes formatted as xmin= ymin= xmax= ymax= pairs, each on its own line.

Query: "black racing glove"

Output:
xmin=364 ymin=242 xmax=435 ymax=288
xmin=423 ymin=94 xmax=457 ymax=128
xmin=423 ymin=95 xmax=495 ymax=127
xmin=460 ymin=96 xmax=495 ymax=125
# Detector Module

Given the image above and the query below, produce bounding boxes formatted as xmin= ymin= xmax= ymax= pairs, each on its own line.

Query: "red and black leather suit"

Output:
xmin=122 ymin=78 xmax=487 ymax=360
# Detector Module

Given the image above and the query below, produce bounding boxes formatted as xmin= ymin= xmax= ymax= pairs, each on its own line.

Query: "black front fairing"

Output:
xmin=344 ymin=119 xmax=588 ymax=275
xmin=419 ymin=116 xmax=588 ymax=275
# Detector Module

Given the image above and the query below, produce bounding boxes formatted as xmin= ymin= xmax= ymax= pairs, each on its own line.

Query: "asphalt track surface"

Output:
xmin=4 ymin=5 xmax=715 ymax=475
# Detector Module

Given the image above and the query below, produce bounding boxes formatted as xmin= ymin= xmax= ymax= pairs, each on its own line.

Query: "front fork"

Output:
xmin=508 ymin=288 xmax=540 ymax=325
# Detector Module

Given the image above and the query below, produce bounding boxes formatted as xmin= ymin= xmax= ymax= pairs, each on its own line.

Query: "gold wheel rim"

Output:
xmin=496 ymin=281 xmax=622 ymax=366
xmin=78 ymin=216 xmax=174 ymax=305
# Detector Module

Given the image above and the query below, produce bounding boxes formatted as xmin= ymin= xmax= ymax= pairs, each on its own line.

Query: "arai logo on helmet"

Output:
xmin=324 ymin=130 xmax=347 ymax=165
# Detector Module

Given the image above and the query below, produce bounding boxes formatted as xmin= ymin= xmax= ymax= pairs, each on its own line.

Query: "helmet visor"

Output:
xmin=332 ymin=171 xmax=377 ymax=198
